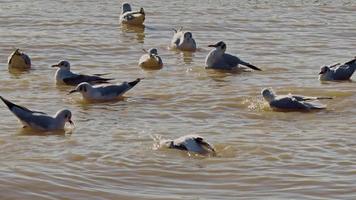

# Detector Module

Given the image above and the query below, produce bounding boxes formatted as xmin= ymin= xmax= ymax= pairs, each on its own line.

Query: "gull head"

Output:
xmin=208 ymin=41 xmax=226 ymax=52
xmin=52 ymin=60 xmax=71 ymax=71
xmin=261 ymin=88 xmax=276 ymax=103
xmin=148 ymin=48 xmax=158 ymax=56
xmin=122 ymin=3 xmax=132 ymax=13
xmin=319 ymin=66 xmax=330 ymax=75
xmin=69 ymin=82 xmax=92 ymax=94
xmin=55 ymin=109 xmax=74 ymax=126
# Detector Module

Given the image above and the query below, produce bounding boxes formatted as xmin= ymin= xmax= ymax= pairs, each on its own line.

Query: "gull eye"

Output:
xmin=64 ymin=114 xmax=68 ymax=118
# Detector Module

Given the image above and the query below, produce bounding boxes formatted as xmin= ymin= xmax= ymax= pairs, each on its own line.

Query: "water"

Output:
xmin=0 ymin=0 xmax=356 ymax=199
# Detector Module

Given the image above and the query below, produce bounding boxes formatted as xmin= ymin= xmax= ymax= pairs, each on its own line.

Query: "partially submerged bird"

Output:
xmin=205 ymin=41 xmax=261 ymax=71
xmin=7 ymin=49 xmax=31 ymax=70
xmin=170 ymin=27 xmax=197 ymax=51
xmin=138 ymin=48 xmax=163 ymax=69
xmin=119 ymin=3 xmax=145 ymax=26
xmin=319 ymin=57 xmax=356 ymax=81
xmin=160 ymin=135 xmax=216 ymax=155
xmin=261 ymin=88 xmax=332 ymax=111
xmin=0 ymin=96 xmax=73 ymax=131
xmin=69 ymin=78 xmax=141 ymax=101
xmin=52 ymin=60 xmax=113 ymax=86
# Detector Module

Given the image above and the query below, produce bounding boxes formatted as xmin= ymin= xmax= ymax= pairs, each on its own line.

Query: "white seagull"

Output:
xmin=138 ymin=48 xmax=163 ymax=69
xmin=7 ymin=49 xmax=31 ymax=69
xmin=170 ymin=27 xmax=197 ymax=51
xmin=160 ymin=135 xmax=216 ymax=155
xmin=69 ymin=78 xmax=141 ymax=101
xmin=0 ymin=96 xmax=74 ymax=131
xmin=52 ymin=60 xmax=113 ymax=86
xmin=119 ymin=2 xmax=145 ymax=26
xmin=261 ymin=88 xmax=332 ymax=111
xmin=205 ymin=41 xmax=261 ymax=71
xmin=319 ymin=57 xmax=356 ymax=81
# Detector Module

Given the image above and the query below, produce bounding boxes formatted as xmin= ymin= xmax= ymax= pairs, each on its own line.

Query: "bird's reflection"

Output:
xmin=121 ymin=24 xmax=145 ymax=43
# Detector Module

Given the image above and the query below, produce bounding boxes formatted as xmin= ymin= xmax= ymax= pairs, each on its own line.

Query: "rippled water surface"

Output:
xmin=1 ymin=0 xmax=356 ymax=199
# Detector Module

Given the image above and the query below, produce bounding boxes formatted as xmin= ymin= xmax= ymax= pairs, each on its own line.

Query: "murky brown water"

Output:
xmin=0 ymin=0 xmax=356 ymax=199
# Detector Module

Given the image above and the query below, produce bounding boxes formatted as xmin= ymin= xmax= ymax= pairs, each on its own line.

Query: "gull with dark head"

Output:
xmin=205 ymin=41 xmax=261 ymax=71
xmin=160 ymin=135 xmax=216 ymax=155
xmin=170 ymin=27 xmax=197 ymax=51
xmin=120 ymin=2 xmax=145 ymax=26
xmin=0 ymin=96 xmax=73 ymax=131
xmin=261 ymin=88 xmax=332 ymax=111
xmin=138 ymin=48 xmax=163 ymax=69
xmin=8 ymin=49 xmax=31 ymax=70
xmin=69 ymin=78 xmax=141 ymax=101
xmin=52 ymin=60 xmax=113 ymax=86
xmin=319 ymin=57 xmax=356 ymax=81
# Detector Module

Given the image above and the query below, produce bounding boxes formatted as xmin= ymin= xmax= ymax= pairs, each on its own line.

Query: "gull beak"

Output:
xmin=68 ymin=89 xmax=78 ymax=94
xmin=51 ymin=64 xmax=59 ymax=68
xmin=208 ymin=44 xmax=218 ymax=47
xmin=318 ymin=71 xmax=324 ymax=75
xmin=68 ymin=119 xmax=74 ymax=125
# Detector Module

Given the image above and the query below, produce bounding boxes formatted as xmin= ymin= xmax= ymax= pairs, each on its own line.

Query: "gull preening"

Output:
xmin=160 ymin=135 xmax=216 ymax=155
xmin=120 ymin=3 xmax=145 ymax=26
xmin=69 ymin=78 xmax=141 ymax=101
xmin=261 ymin=88 xmax=332 ymax=111
xmin=0 ymin=96 xmax=73 ymax=131
xmin=319 ymin=57 xmax=356 ymax=81
xmin=205 ymin=41 xmax=261 ymax=71
xmin=52 ymin=60 xmax=113 ymax=86
xmin=170 ymin=27 xmax=197 ymax=51
xmin=138 ymin=48 xmax=163 ymax=69
xmin=7 ymin=49 xmax=31 ymax=70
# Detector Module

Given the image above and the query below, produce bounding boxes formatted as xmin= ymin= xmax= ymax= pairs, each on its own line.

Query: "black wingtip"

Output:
xmin=345 ymin=58 xmax=356 ymax=66
xmin=247 ymin=63 xmax=262 ymax=71
xmin=0 ymin=96 xmax=15 ymax=110
xmin=128 ymin=78 xmax=141 ymax=87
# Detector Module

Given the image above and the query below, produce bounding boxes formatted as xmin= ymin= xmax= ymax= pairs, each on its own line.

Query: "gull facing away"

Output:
xmin=138 ymin=48 xmax=163 ymax=69
xmin=69 ymin=78 xmax=141 ymax=101
xmin=170 ymin=27 xmax=197 ymax=51
xmin=160 ymin=135 xmax=216 ymax=155
xmin=319 ymin=57 xmax=356 ymax=81
xmin=261 ymin=88 xmax=332 ymax=111
xmin=7 ymin=49 xmax=31 ymax=69
xmin=0 ymin=96 xmax=73 ymax=131
xmin=120 ymin=3 xmax=145 ymax=26
xmin=52 ymin=60 xmax=113 ymax=86
xmin=205 ymin=41 xmax=261 ymax=71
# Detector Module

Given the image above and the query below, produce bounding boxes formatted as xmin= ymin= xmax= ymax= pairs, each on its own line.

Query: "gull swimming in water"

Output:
xmin=120 ymin=2 xmax=145 ymax=26
xmin=7 ymin=49 xmax=31 ymax=70
xmin=205 ymin=41 xmax=261 ymax=71
xmin=69 ymin=78 xmax=141 ymax=101
xmin=0 ymin=96 xmax=73 ymax=131
xmin=160 ymin=135 xmax=216 ymax=155
xmin=138 ymin=48 xmax=163 ymax=69
xmin=170 ymin=27 xmax=197 ymax=51
xmin=52 ymin=60 xmax=113 ymax=86
xmin=261 ymin=88 xmax=332 ymax=111
xmin=319 ymin=57 xmax=356 ymax=81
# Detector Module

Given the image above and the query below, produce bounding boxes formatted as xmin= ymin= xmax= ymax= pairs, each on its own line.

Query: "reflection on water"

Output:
xmin=120 ymin=24 xmax=145 ymax=43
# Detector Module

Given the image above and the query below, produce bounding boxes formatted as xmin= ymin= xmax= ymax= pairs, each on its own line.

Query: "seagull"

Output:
xmin=261 ymin=88 xmax=332 ymax=111
xmin=319 ymin=57 xmax=356 ymax=81
xmin=160 ymin=135 xmax=216 ymax=155
xmin=138 ymin=48 xmax=163 ymax=69
xmin=7 ymin=49 xmax=31 ymax=69
xmin=0 ymin=96 xmax=73 ymax=131
xmin=69 ymin=78 xmax=141 ymax=101
xmin=52 ymin=60 xmax=113 ymax=86
xmin=205 ymin=41 xmax=261 ymax=71
xmin=119 ymin=3 xmax=145 ymax=26
xmin=170 ymin=27 xmax=197 ymax=51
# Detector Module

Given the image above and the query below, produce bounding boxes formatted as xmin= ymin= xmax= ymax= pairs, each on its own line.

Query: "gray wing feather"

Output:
xmin=63 ymin=74 xmax=111 ymax=86
xmin=99 ymin=84 xmax=131 ymax=97
xmin=332 ymin=64 xmax=356 ymax=80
